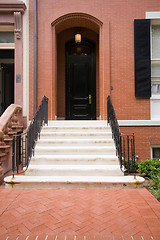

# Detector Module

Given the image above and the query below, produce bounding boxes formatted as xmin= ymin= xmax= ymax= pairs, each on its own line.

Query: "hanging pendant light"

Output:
xmin=75 ymin=32 xmax=81 ymax=44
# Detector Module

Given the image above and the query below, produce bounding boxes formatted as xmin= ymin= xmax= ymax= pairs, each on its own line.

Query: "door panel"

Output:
xmin=0 ymin=63 xmax=14 ymax=116
xmin=72 ymin=62 xmax=89 ymax=98
xmin=70 ymin=57 xmax=90 ymax=119
xmin=66 ymin=40 xmax=96 ymax=120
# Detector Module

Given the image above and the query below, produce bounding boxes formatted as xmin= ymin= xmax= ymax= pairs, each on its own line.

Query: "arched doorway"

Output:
xmin=52 ymin=13 xmax=103 ymax=120
xmin=56 ymin=27 xmax=99 ymax=120
xmin=66 ymin=39 xmax=96 ymax=120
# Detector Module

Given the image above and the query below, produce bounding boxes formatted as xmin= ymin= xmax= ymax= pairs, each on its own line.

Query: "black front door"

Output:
xmin=66 ymin=40 xmax=96 ymax=120
xmin=0 ymin=63 xmax=14 ymax=116
xmin=0 ymin=50 xmax=14 ymax=116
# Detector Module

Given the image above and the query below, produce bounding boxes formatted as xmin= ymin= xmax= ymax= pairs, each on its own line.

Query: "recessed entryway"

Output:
xmin=65 ymin=40 xmax=96 ymax=120
xmin=0 ymin=50 xmax=14 ymax=116
xmin=56 ymin=25 xmax=99 ymax=120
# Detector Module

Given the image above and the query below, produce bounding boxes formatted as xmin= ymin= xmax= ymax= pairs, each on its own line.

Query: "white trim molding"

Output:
xmin=146 ymin=12 xmax=160 ymax=19
xmin=0 ymin=43 xmax=15 ymax=49
xmin=118 ymin=120 xmax=160 ymax=126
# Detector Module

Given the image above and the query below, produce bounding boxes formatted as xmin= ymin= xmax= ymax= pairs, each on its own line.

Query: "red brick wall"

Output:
xmin=28 ymin=0 xmax=160 ymax=158
xmin=120 ymin=126 xmax=160 ymax=161
xmin=29 ymin=0 xmax=160 ymax=120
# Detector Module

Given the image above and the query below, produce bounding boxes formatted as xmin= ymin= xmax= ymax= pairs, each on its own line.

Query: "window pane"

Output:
xmin=151 ymin=61 xmax=160 ymax=77
xmin=152 ymin=25 xmax=160 ymax=59
xmin=153 ymin=148 xmax=160 ymax=159
xmin=151 ymin=84 xmax=160 ymax=94
xmin=0 ymin=32 xmax=14 ymax=43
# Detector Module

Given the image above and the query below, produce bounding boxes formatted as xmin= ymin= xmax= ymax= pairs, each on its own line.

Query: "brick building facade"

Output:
xmin=1 ymin=0 xmax=160 ymax=160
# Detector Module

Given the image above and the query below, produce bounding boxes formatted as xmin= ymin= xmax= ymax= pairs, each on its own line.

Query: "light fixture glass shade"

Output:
xmin=75 ymin=33 xmax=81 ymax=43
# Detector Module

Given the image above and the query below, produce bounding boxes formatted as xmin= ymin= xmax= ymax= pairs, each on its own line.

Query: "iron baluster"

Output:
xmin=25 ymin=134 xmax=27 ymax=167
xmin=131 ymin=137 xmax=133 ymax=171
xmin=119 ymin=134 xmax=122 ymax=169
xmin=133 ymin=133 xmax=136 ymax=178
xmin=123 ymin=136 xmax=125 ymax=168
xmin=16 ymin=135 xmax=19 ymax=173
xmin=127 ymin=135 xmax=130 ymax=174
xmin=12 ymin=96 xmax=48 ymax=177
xmin=20 ymin=135 xmax=22 ymax=168
xmin=12 ymin=136 xmax=15 ymax=178
xmin=107 ymin=95 xmax=136 ymax=175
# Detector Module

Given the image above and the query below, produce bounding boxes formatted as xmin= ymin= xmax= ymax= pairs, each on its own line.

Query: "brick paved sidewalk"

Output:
xmin=0 ymin=188 xmax=159 ymax=240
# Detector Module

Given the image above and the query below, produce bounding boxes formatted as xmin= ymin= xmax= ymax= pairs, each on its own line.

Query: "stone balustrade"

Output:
xmin=0 ymin=104 xmax=24 ymax=184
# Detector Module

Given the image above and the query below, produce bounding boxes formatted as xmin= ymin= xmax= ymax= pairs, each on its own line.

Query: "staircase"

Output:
xmin=4 ymin=121 xmax=144 ymax=188
xmin=0 ymin=104 xmax=24 ymax=184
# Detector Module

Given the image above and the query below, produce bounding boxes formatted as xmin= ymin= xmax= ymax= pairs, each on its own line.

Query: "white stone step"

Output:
xmin=42 ymin=126 xmax=111 ymax=133
xmin=30 ymin=155 xmax=119 ymax=165
xmin=48 ymin=120 xmax=108 ymax=127
xmin=4 ymin=120 xmax=145 ymax=189
xmin=34 ymin=146 xmax=116 ymax=155
xmin=40 ymin=131 xmax=112 ymax=139
xmin=4 ymin=175 xmax=145 ymax=189
xmin=26 ymin=164 xmax=123 ymax=176
xmin=36 ymin=138 xmax=115 ymax=146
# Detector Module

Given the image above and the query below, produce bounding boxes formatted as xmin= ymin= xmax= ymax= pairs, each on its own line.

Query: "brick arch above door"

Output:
xmin=52 ymin=13 xmax=103 ymax=34
xmin=51 ymin=13 xmax=110 ymax=120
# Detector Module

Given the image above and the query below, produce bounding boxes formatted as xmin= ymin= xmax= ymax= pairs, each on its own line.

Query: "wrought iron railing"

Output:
xmin=107 ymin=95 xmax=136 ymax=175
xmin=12 ymin=96 xmax=48 ymax=177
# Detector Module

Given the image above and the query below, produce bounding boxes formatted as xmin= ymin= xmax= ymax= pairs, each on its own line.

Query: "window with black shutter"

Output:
xmin=134 ymin=19 xmax=151 ymax=98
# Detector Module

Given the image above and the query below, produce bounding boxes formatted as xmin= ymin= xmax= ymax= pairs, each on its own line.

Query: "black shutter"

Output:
xmin=134 ymin=19 xmax=151 ymax=98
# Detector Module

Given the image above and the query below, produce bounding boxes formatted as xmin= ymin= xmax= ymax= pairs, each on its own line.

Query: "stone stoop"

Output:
xmin=4 ymin=121 xmax=145 ymax=188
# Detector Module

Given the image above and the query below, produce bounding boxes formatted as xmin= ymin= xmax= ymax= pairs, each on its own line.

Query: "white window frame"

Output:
xmin=0 ymin=43 xmax=15 ymax=49
xmin=151 ymin=145 xmax=160 ymax=159
xmin=146 ymin=12 xmax=160 ymax=119
xmin=150 ymin=21 xmax=160 ymax=95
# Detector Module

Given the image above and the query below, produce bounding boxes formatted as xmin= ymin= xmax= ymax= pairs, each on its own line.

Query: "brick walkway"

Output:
xmin=0 ymin=188 xmax=159 ymax=240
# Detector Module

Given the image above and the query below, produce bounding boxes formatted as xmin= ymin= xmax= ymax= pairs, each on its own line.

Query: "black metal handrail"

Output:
xmin=12 ymin=96 xmax=48 ymax=177
xmin=107 ymin=95 xmax=136 ymax=176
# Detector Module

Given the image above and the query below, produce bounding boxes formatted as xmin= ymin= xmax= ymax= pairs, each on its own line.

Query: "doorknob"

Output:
xmin=89 ymin=94 xmax=92 ymax=104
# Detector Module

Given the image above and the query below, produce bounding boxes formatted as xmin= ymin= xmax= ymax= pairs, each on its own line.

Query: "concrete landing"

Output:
xmin=4 ymin=175 xmax=145 ymax=189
